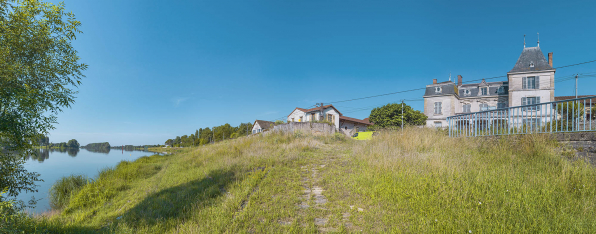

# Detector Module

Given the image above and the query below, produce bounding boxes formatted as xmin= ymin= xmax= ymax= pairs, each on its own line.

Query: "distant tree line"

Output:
xmin=165 ymin=122 xmax=253 ymax=147
xmin=40 ymin=139 xmax=80 ymax=149
xmin=83 ymin=142 xmax=111 ymax=150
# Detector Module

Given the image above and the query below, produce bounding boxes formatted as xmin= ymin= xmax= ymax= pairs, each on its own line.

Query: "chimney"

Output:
xmin=457 ymin=75 xmax=462 ymax=86
xmin=548 ymin=52 xmax=553 ymax=67
xmin=433 ymin=79 xmax=437 ymax=84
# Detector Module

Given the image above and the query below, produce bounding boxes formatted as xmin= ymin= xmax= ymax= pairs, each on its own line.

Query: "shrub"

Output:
xmin=556 ymin=101 xmax=584 ymax=119
xmin=48 ymin=175 xmax=90 ymax=210
xmin=592 ymin=105 xmax=596 ymax=120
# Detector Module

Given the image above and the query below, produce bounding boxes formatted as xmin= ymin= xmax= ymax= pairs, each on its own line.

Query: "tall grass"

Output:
xmin=48 ymin=175 xmax=90 ymax=210
xmin=22 ymin=129 xmax=596 ymax=233
xmin=350 ymin=127 xmax=596 ymax=232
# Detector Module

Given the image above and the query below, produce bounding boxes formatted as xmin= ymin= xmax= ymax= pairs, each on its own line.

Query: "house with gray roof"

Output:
xmin=424 ymin=41 xmax=555 ymax=127
xmin=252 ymin=120 xmax=274 ymax=134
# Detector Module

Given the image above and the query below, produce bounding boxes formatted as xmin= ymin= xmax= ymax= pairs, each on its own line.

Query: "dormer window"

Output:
xmin=463 ymin=89 xmax=471 ymax=96
xmin=530 ymin=62 xmax=534 ymax=67
xmin=435 ymin=87 xmax=442 ymax=93
xmin=498 ymin=86 xmax=504 ymax=94
xmin=480 ymin=87 xmax=488 ymax=95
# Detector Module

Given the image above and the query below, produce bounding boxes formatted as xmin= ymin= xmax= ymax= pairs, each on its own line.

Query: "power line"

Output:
xmin=553 ymin=59 xmax=596 ymax=69
xmin=324 ymin=59 xmax=596 ymax=105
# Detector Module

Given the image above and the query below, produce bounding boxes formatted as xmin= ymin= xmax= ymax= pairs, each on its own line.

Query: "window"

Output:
xmin=435 ymin=87 xmax=442 ymax=93
xmin=479 ymin=103 xmax=488 ymax=111
xmin=530 ymin=62 xmax=535 ymax=67
xmin=291 ymin=118 xmax=295 ymax=122
xmin=299 ymin=116 xmax=303 ymax=122
xmin=434 ymin=102 xmax=442 ymax=114
xmin=344 ymin=126 xmax=348 ymax=130
xmin=480 ymin=87 xmax=488 ymax=95
xmin=523 ymin=76 xmax=538 ymax=89
xmin=498 ymin=86 xmax=504 ymax=94
xmin=252 ymin=130 xmax=256 ymax=134
xmin=434 ymin=122 xmax=443 ymax=128
xmin=355 ymin=127 xmax=360 ymax=132
xmin=497 ymin=102 xmax=507 ymax=109
xmin=463 ymin=89 xmax=471 ymax=96
xmin=258 ymin=129 xmax=261 ymax=133
xmin=522 ymin=97 xmax=540 ymax=111
xmin=463 ymin=104 xmax=471 ymax=113
xmin=327 ymin=114 xmax=334 ymax=124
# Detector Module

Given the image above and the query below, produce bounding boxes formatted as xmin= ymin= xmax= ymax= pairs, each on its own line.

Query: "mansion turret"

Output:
xmin=423 ymin=45 xmax=555 ymax=127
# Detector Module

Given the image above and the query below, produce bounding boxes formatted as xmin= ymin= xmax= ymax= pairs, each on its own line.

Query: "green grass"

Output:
xmin=48 ymin=175 xmax=90 ymax=210
xmin=15 ymin=129 xmax=596 ymax=233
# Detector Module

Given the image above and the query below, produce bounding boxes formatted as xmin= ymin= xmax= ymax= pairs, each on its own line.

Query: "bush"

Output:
xmin=592 ymin=105 xmax=596 ymax=120
xmin=48 ymin=175 xmax=90 ymax=210
xmin=556 ymin=101 xmax=584 ymax=119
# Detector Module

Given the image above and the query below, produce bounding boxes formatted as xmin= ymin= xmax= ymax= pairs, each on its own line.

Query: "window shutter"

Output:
xmin=522 ymin=97 xmax=527 ymax=105
xmin=535 ymin=76 xmax=539 ymax=89
xmin=522 ymin=77 xmax=527 ymax=89
xmin=536 ymin=96 xmax=541 ymax=111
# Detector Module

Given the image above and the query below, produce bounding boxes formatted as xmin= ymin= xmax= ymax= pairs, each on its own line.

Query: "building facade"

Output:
xmin=287 ymin=104 xmax=372 ymax=135
xmin=424 ymin=44 xmax=555 ymax=127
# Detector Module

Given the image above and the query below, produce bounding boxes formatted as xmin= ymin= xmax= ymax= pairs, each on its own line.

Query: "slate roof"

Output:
xmin=423 ymin=82 xmax=458 ymax=96
xmin=254 ymin=120 xmax=274 ymax=130
xmin=459 ymin=81 xmax=508 ymax=97
xmin=509 ymin=47 xmax=554 ymax=73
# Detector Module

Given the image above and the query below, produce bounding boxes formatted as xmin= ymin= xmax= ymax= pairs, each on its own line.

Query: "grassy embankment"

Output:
xmin=20 ymin=128 xmax=596 ymax=233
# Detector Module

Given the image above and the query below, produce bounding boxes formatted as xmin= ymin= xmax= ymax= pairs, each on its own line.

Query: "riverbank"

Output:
xmin=16 ymin=128 xmax=596 ymax=233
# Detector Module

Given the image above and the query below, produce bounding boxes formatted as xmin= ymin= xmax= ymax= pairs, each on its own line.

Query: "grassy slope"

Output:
xmin=32 ymin=129 xmax=596 ymax=233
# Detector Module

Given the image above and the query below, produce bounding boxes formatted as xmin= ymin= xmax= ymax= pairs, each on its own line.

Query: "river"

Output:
xmin=16 ymin=147 xmax=163 ymax=214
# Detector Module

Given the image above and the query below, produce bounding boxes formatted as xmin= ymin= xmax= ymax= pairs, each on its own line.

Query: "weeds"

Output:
xmin=19 ymin=129 xmax=596 ymax=233
xmin=48 ymin=175 xmax=90 ymax=210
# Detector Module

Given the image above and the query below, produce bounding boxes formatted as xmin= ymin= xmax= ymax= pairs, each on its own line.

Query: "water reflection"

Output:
xmin=85 ymin=147 xmax=110 ymax=154
xmin=20 ymin=148 xmax=163 ymax=213
xmin=25 ymin=149 xmax=50 ymax=162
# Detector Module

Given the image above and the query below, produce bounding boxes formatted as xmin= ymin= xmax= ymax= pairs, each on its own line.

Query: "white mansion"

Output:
xmin=423 ymin=43 xmax=555 ymax=127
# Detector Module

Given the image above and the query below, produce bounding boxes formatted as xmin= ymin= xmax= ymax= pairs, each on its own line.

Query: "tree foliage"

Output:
xmin=165 ymin=122 xmax=253 ymax=147
xmin=0 ymin=0 xmax=86 ymax=205
xmin=368 ymin=103 xmax=427 ymax=129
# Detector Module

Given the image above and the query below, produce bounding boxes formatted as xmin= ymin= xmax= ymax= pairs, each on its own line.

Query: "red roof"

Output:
xmin=288 ymin=105 xmax=343 ymax=117
xmin=339 ymin=116 xmax=373 ymax=125
xmin=555 ymin=95 xmax=596 ymax=102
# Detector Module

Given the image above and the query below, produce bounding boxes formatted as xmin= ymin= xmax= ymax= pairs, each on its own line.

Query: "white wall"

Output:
xmin=251 ymin=122 xmax=262 ymax=134
xmin=288 ymin=107 xmax=341 ymax=129
xmin=287 ymin=109 xmax=306 ymax=123
xmin=508 ymin=71 xmax=555 ymax=107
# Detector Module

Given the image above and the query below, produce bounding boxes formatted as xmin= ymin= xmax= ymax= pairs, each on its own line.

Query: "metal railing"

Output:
xmin=447 ymin=96 xmax=596 ymax=137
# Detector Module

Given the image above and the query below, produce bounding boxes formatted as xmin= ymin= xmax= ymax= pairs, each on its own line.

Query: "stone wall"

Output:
xmin=272 ymin=122 xmax=336 ymax=135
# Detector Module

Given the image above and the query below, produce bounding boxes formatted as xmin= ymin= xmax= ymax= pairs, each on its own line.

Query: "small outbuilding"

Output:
xmin=252 ymin=120 xmax=275 ymax=134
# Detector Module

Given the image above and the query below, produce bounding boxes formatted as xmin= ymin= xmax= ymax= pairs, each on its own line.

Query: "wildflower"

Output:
xmin=478 ymin=202 xmax=482 ymax=205
xmin=435 ymin=219 xmax=438 ymax=222
xmin=469 ymin=230 xmax=472 ymax=233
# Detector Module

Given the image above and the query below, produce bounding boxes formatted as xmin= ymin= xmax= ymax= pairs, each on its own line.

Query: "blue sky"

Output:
xmin=46 ymin=0 xmax=596 ymax=145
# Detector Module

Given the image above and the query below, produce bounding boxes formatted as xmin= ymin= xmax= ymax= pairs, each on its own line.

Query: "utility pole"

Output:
xmin=401 ymin=100 xmax=404 ymax=130
xmin=575 ymin=74 xmax=579 ymax=99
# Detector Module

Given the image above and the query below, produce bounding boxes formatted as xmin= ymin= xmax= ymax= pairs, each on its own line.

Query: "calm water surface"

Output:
xmin=18 ymin=148 xmax=163 ymax=213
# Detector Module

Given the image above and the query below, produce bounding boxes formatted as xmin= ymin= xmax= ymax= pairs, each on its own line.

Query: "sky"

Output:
xmin=44 ymin=0 xmax=596 ymax=146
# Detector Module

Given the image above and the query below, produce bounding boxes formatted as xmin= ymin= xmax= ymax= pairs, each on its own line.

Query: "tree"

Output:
xmin=165 ymin=139 xmax=173 ymax=146
xmin=368 ymin=103 xmax=427 ymax=129
xmin=0 ymin=0 xmax=86 ymax=206
xmin=67 ymin=139 xmax=79 ymax=148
